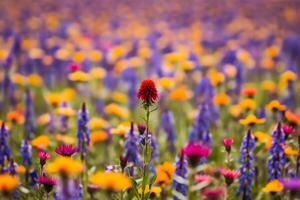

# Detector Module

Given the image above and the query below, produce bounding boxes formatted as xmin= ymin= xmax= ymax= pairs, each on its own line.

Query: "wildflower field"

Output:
xmin=1 ymin=0 xmax=300 ymax=199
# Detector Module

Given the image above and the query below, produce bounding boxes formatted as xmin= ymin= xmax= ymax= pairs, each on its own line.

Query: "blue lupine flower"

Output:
xmin=256 ymin=108 xmax=266 ymax=120
xmin=24 ymin=90 xmax=35 ymax=139
xmin=267 ymin=123 xmax=285 ymax=180
xmin=172 ymin=150 xmax=188 ymax=200
xmin=189 ymin=104 xmax=210 ymax=143
xmin=148 ymin=134 xmax=159 ymax=161
xmin=124 ymin=122 xmax=140 ymax=165
xmin=283 ymin=81 xmax=295 ymax=108
xmin=196 ymin=77 xmax=214 ymax=102
xmin=201 ymin=131 xmax=212 ymax=148
xmin=29 ymin=169 xmax=38 ymax=187
xmin=76 ymin=103 xmax=90 ymax=153
xmin=20 ymin=139 xmax=32 ymax=167
xmin=7 ymin=159 xmax=17 ymax=175
xmin=0 ymin=122 xmax=10 ymax=168
xmin=237 ymin=129 xmax=255 ymax=200
xmin=60 ymin=102 xmax=69 ymax=134
xmin=161 ymin=111 xmax=176 ymax=152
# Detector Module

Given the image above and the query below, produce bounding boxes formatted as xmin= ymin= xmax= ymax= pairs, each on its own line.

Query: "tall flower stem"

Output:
xmin=141 ymin=106 xmax=150 ymax=200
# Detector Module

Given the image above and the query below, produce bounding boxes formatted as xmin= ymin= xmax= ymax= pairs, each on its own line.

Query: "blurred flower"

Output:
xmin=55 ymin=134 xmax=76 ymax=145
xmin=90 ymin=131 xmax=108 ymax=146
xmin=261 ymin=80 xmax=276 ymax=93
xmin=16 ymin=165 xmax=26 ymax=174
xmin=6 ymin=111 xmax=24 ymax=124
xmin=285 ymin=111 xmax=300 ymax=126
xmin=24 ymin=90 xmax=35 ymax=139
xmin=266 ymin=100 xmax=286 ymax=112
xmin=239 ymin=114 xmax=265 ymax=126
xmin=111 ymin=124 xmax=131 ymax=136
xmin=172 ymin=150 xmax=187 ymax=200
xmin=138 ymin=185 xmax=162 ymax=197
xmin=0 ymin=123 xmax=10 ymax=167
xmin=158 ymin=77 xmax=174 ymax=90
xmin=169 ymin=86 xmax=192 ymax=101
xmin=55 ymin=106 xmax=75 ymax=117
xmin=45 ymin=93 xmax=62 ymax=107
xmin=46 ymin=157 xmax=83 ymax=176
xmin=137 ymin=79 xmax=158 ymax=108
xmin=254 ymin=131 xmax=272 ymax=150
xmin=281 ymin=179 xmax=300 ymax=192
xmin=36 ymin=176 xmax=57 ymax=193
xmin=161 ymin=111 xmax=176 ymax=152
xmin=156 ymin=161 xmax=175 ymax=185
xmin=229 ymin=105 xmax=241 ymax=118
xmin=38 ymin=151 xmax=51 ymax=167
xmin=201 ymin=187 xmax=225 ymax=200
xmin=183 ymin=143 xmax=210 ymax=167
xmin=76 ymin=103 xmax=90 ymax=153
xmin=239 ymin=99 xmax=256 ymax=111
xmin=37 ymin=113 xmax=51 ymax=126
xmin=20 ymin=139 xmax=32 ymax=167
xmin=104 ymin=103 xmax=129 ymax=119
xmin=88 ymin=117 xmax=108 ymax=130
xmin=111 ymin=91 xmax=128 ymax=104
xmin=237 ymin=130 xmax=255 ymax=199
xmin=262 ymin=179 xmax=283 ymax=193
xmin=89 ymin=171 xmax=131 ymax=191
xmin=55 ymin=145 xmax=77 ymax=157
xmin=221 ymin=169 xmax=240 ymax=186
xmin=31 ymin=135 xmax=50 ymax=149
xmin=268 ymin=123 xmax=285 ymax=180
xmin=209 ymin=71 xmax=224 ymax=86
xmin=27 ymin=73 xmax=43 ymax=87
xmin=195 ymin=175 xmax=213 ymax=184
xmin=68 ymin=71 xmax=89 ymax=82
xmin=284 ymin=146 xmax=298 ymax=156
xmin=0 ymin=174 xmax=19 ymax=192
xmin=282 ymin=125 xmax=295 ymax=136
xmin=89 ymin=67 xmax=106 ymax=80
xmin=213 ymin=93 xmax=230 ymax=106
xmin=68 ymin=63 xmax=80 ymax=72
xmin=124 ymin=122 xmax=139 ymax=165
xmin=242 ymin=88 xmax=256 ymax=98
xmin=222 ymin=138 xmax=234 ymax=153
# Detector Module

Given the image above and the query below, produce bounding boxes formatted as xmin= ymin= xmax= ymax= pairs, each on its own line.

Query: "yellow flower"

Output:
xmin=156 ymin=170 xmax=171 ymax=185
xmin=213 ymin=93 xmax=230 ymax=106
xmin=266 ymin=100 xmax=286 ymax=112
xmin=261 ymin=80 xmax=276 ymax=93
xmin=55 ymin=48 xmax=70 ymax=60
xmin=104 ymin=103 xmax=129 ymax=119
xmin=284 ymin=146 xmax=298 ymax=156
xmin=260 ymin=57 xmax=274 ymax=70
xmin=90 ymin=131 xmax=108 ymax=146
xmin=155 ymin=162 xmax=175 ymax=185
xmin=37 ymin=113 xmax=51 ymax=126
xmin=239 ymin=114 xmax=265 ymax=125
xmin=55 ymin=134 xmax=76 ymax=145
xmin=27 ymin=73 xmax=43 ymax=87
xmin=31 ymin=135 xmax=50 ymax=149
xmin=0 ymin=49 xmax=8 ymax=61
xmin=262 ymin=179 xmax=283 ymax=193
xmin=111 ymin=91 xmax=128 ymax=104
xmin=62 ymin=88 xmax=76 ymax=102
xmin=164 ymin=52 xmax=185 ymax=64
xmin=12 ymin=73 xmax=27 ymax=86
xmin=0 ymin=174 xmax=19 ymax=192
xmin=16 ymin=165 xmax=26 ymax=174
xmin=73 ymin=51 xmax=85 ymax=63
xmin=89 ymin=67 xmax=106 ymax=80
xmin=280 ymin=71 xmax=297 ymax=82
xmin=55 ymin=107 xmax=75 ymax=117
xmin=209 ymin=71 xmax=224 ymax=86
xmin=158 ymin=77 xmax=174 ymax=90
xmin=68 ymin=71 xmax=89 ymax=82
xmin=180 ymin=61 xmax=194 ymax=71
xmin=168 ymin=86 xmax=193 ymax=101
xmin=88 ymin=117 xmax=109 ymax=130
xmin=45 ymin=93 xmax=62 ymax=107
xmin=254 ymin=131 xmax=272 ymax=150
xmin=229 ymin=105 xmax=241 ymax=118
xmin=46 ymin=157 xmax=83 ymax=175
xmin=264 ymin=46 xmax=279 ymax=58
xmin=88 ymin=50 xmax=102 ymax=62
xmin=138 ymin=185 xmax=162 ymax=196
xmin=111 ymin=124 xmax=130 ymax=136
xmin=90 ymin=172 xmax=131 ymax=191
xmin=239 ymin=99 xmax=256 ymax=111
xmin=157 ymin=162 xmax=175 ymax=177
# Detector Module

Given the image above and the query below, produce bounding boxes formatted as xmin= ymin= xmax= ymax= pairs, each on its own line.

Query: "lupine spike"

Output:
xmin=76 ymin=102 xmax=90 ymax=153
xmin=161 ymin=111 xmax=176 ymax=152
xmin=172 ymin=150 xmax=188 ymax=200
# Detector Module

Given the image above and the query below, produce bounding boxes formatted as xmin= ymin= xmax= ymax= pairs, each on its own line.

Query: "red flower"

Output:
xmin=38 ymin=151 xmax=51 ymax=166
xmin=221 ymin=169 xmax=240 ymax=186
xmin=282 ymin=125 xmax=295 ymax=135
xmin=55 ymin=145 xmax=77 ymax=157
xmin=201 ymin=187 xmax=225 ymax=199
xmin=68 ymin=63 xmax=80 ymax=72
xmin=222 ymin=138 xmax=234 ymax=153
xmin=183 ymin=143 xmax=210 ymax=167
xmin=36 ymin=176 xmax=57 ymax=193
xmin=242 ymin=88 xmax=256 ymax=98
xmin=137 ymin=79 xmax=158 ymax=108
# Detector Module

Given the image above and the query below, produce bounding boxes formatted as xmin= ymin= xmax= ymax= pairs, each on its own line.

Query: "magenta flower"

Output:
xmin=38 ymin=151 xmax=51 ymax=167
xmin=222 ymin=138 xmax=234 ymax=153
xmin=201 ymin=187 xmax=225 ymax=200
xmin=221 ymin=169 xmax=240 ymax=186
xmin=55 ymin=145 xmax=77 ymax=157
xmin=183 ymin=143 xmax=210 ymax=167
xmin=36 ymin=176 xmax=57 ymax=193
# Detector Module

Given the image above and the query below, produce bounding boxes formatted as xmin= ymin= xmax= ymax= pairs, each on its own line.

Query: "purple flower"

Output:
xmin=124 ymin=122 xmax=140 ymax=165
xmin=20 ymin=139 xmax=32 ymax=167
xmin=183 ymin=142 xmax=210 ymax=167
xmin=36 ymin=176 xmax=57 ymax=193
xmin=237 ymin=129 xmax=255 ymax=200
xmin=281 ymin=179 xmax=300 ymax=192
xmin=24 ymin=90 xmax=35 ymax=139
xmin=161 ymin=111 xmax=176 ymax=152
xmin=0 ymin=122 xmax=10 ymax=168
xmin=55 ymin=145 xmax=77 ymax=157
xmin=172 ymin=150 xmax=188 ymax=200
xmin=267 ymin=123 xmax=285 ymax=180
xmin=76 ymin=103 xmax=90 ymax=154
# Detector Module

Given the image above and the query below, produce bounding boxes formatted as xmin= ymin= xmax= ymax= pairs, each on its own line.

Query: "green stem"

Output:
xmin=141 ymin=107 xmax=150 ymax=200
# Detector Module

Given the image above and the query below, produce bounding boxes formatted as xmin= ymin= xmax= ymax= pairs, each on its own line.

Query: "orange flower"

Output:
xmin=285 ymin=111 xmax=300 ymax=126
xmin=262 ymin=179 xmax=283 ymax=193
xmin=90 ymin=131 xmax=108 ymax=146
xmin=213 ymin=93 xmax=230 ymax=106
xmin=168 ymin=86 xmax=192 ymax=101
xmin=242 ymin=88 xmax=256 ymax=98
xmin=6 ymin=111 xmax=24 ymax=124
xmin=31 ymin=135 xmax=50 ymax=149
xmin=266 ymin=100 xmax=286 ymax=112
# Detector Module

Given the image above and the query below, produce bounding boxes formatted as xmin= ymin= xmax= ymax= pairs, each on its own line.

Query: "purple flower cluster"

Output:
xmin=161 ymin=111 xmax=176 ymax=152
xmin=76 ymin=103 xmax=90 ymax=153
xmin=124 ymin=122 xmax=140 ymax=165
xmin=0 ymin=123 xmax=10 ymax=168
xmin=172 ymin=150 xmax=188 ymax=200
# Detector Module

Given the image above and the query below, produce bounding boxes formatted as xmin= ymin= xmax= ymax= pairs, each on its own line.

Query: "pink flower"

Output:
xmin=183 ymin=143 xmax=210 ymax=167
xmin=195 ymin=175 xmax=213 ymax=185
xmin=282 ymin=125 xmax=295 ymax=135
xmin=222 ymin=138 xmax=234 ymax=153
xmin=201 ymin=187 xmax=225 ymax=200
xmin=38 ymin=151 xmax=51 ymax=166
xmin=68 ymin=63 xmax=80 ymax=72
xmin=36 ymin=176 xmax=57 ymax=193
xmin=221 ymin=169 xmax=240 ymax=186
xmin=55 ymin=145 xmax=77 ymax=157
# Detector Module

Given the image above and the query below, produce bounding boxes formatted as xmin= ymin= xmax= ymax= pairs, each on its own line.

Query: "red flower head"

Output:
xmin=222 ymin=138 xmax=234 ymax=153
xmin=221 ymin=169 xmax=240 ymax=186
xmin=183 ymin=143 xmax=210 ymax=167
xmin=119 ymin=156 xmax=128 ymax=170
xmin=137 ymin=79 xmax=158 ymax=109
xmin=242 ymin=88 xmax=256 ymax=98
xmin=36 ymin=176 xmax=57 ymax=193
xmin=137 ymin=124 xmax=146 ymax=135
xmin=38 ymin=151 xmax=51 ymax=167
xmin=282 ymin=124 xmax=295 ymax=136
xmin=68 ymin=63 xmax=80 ymax=72
xmin=55 ymin=145 xmax=77 ymax=157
